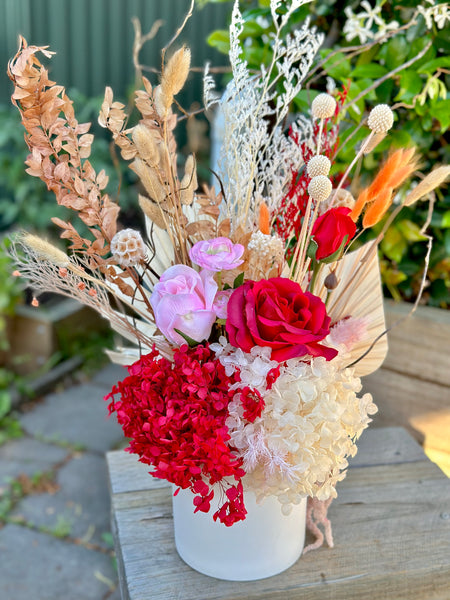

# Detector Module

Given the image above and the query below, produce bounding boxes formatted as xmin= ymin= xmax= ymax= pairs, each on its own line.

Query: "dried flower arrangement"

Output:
xmin=7 ymin=0 xmax=449 ymax=545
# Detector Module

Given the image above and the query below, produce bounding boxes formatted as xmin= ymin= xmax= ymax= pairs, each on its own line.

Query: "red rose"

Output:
xmin=311 ymin=207 xmax=356 ymax=261
xmin=225 ymin=278 xmax=337 ymax=362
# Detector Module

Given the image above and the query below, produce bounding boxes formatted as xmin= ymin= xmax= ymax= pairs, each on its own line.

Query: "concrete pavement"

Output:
xmin=0 ymin=362 xmax=129 ymax=600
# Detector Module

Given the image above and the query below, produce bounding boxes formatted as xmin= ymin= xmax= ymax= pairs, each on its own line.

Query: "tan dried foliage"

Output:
xmin=7 ymin=37 xmax=120 ymax=265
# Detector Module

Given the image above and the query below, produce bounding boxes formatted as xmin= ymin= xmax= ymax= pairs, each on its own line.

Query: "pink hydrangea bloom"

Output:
xmin=189 ymin=237 xmax=244 ymax=271
xmin=150 ymin=265 xmax=218 ymax=344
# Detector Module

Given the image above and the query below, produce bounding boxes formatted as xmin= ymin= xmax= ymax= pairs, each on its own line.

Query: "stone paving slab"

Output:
xmin=19 ymin=383 xmax=124 ymax=453
xmin=0 ymin=523 xmax=117 ymax=600
xmin=0 ymin=438 xmax=69 ymax=486
xmin=92 ymin=363 xmax=128 ymax=387
xmin=11 ymin=453 xmax=113 ymax=549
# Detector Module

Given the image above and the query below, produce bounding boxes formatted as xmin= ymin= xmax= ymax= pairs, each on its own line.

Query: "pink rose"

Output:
xmin=151 ymin=265 xmax=218 ymax=345
xmin=189 ymin=237 xmax=244 ymax=271
xmin=213 ymin=289 xmax=234 ymax=319
xmin=225 ymin=277 xmax=337 ymax=362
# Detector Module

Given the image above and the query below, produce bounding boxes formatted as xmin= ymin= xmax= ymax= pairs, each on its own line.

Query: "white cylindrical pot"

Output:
xmin=172 ymin=485 xmax=307 ymax=581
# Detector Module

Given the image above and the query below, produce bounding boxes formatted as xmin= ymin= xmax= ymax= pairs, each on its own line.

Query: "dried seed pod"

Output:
xmin=324 ymin=271 xmax=338 ymax=290
xmin=180 ymin=154 xmax=198 ymax=205
xmin=307 ymin=155 xmax=331 ymax=178
xmin=130 ymin=158 xmax=166 ymax=203
xmin=308 ymin=175 xmax=332 ymax=202
xmin=363 ymin=132 xmax=386 ymax=154
xmin=161 ymin=46 xmax=191 ymax=98
xmin=132 ymin=124 xmax=160 ymax=165
xmin=21 ymin=233 xmax=70 ymax=266
xmin=110 ymin=229 xmax=146 ymax=267
xmin=138 ymin=194 xmax=168 ymax=230
xmin=153 ymin=85 xmax=167 ymax=118
xmin=312 ymin=93 xmax=336 ymax=119
xmin=367 ymin=104 xmax=394 ymax=133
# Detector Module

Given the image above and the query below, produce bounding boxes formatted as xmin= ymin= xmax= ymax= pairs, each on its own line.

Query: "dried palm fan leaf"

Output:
xmin=105 ymin=347 xmax=141 ymax=366
xmin=98 ymin=306 xmax=155 ymax=347
xmin=143 ymin=214 xmax=175 ymax=284
xmin=103 ymin=274 xmax=155 ymax=323
xmin=106 ymin=334 xmax=173 ymax=366
xmin=314 ymin=242 xmax=388 ymax=377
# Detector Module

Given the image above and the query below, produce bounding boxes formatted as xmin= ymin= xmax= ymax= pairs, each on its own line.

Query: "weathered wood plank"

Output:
xmin=107 ymin=452 xmax=164 ymax=495
xmin=348 ymin=426 xmax=425 ymax=468
xmin=383 ymin=300 xmax=450 ymax=387
xmin=107 ymin=428 xmax=450 ymax=600
xmin=364 ymin=368 xmax=449 ymax=425
xmin=363 ymin=368 xmax=450 ymax=451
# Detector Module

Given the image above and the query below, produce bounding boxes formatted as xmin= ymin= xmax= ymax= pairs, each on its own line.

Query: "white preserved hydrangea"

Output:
xmin=110 ymin=229 xmax=146 ymax=267
xmin=216 ymin=346 xmax=377 ymax=513
xmin=248 ymin=231 xmax=284 ymax=261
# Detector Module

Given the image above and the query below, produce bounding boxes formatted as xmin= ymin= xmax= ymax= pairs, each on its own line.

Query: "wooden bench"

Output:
xmin=106 ymin=426 xmax=450 ymax=600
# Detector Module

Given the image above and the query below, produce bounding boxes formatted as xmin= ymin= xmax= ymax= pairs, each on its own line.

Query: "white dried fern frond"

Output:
xmin=203 ymin=62 xmax=218 ymax=110
xmin=217 ymin=0 xmax=323 ymax=231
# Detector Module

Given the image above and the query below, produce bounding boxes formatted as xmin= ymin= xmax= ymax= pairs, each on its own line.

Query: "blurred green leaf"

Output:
xmin=381 ymin=226 xmax=408 ymax=263
xmin=394 ymin=70 xmax=423 ymax=103
xmin=352 ymin=64 xmax=387 ymax=79
xmin=397 ymin=220 xmax=428 ymax=243
xmin=206 ymin=30 xmax=230 ymax=54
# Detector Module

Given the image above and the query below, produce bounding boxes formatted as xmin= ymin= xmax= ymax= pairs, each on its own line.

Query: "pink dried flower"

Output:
xmin=328 ymin=317 xmax=368 ymax=351
xmin=189 ymin=237 xmax=244 ymax=272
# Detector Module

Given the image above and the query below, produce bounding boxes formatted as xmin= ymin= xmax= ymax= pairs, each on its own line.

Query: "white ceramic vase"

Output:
xmin=172 ymin=485 xmax=307 ymax=581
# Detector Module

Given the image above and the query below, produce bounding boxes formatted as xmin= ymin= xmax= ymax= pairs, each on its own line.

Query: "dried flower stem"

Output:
xmin=344 ymin=40 xmax=432 ymax=112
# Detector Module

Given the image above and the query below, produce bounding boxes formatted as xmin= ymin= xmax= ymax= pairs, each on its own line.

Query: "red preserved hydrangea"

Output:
xmin=106 ymin=344 xmax=250 ymax=526
xmin=239 ymin=387 xmax=265 ymax=422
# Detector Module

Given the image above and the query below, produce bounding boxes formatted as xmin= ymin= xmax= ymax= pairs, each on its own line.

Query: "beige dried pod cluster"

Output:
xmin=308 ymin=175 xmax=332 ymax=202
xmin=180 ymin=155 xmax=198 ymax=205
xmin=307 ymin=155 xmax=331 ymax=177
xmin=322 ymin=189 xmax=355 ymax=213
xmin=155 ymin=46 xmax=191 ymax=117
xmin=110 ymin=229 xmax=146 ymax=267
xmin=132 ymin=124 xmax=160 ymax=165
xmin=312 ymin=93 xmax=337 ymax=119
xmin=367 ymin=104 xmax=394 ymax=133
